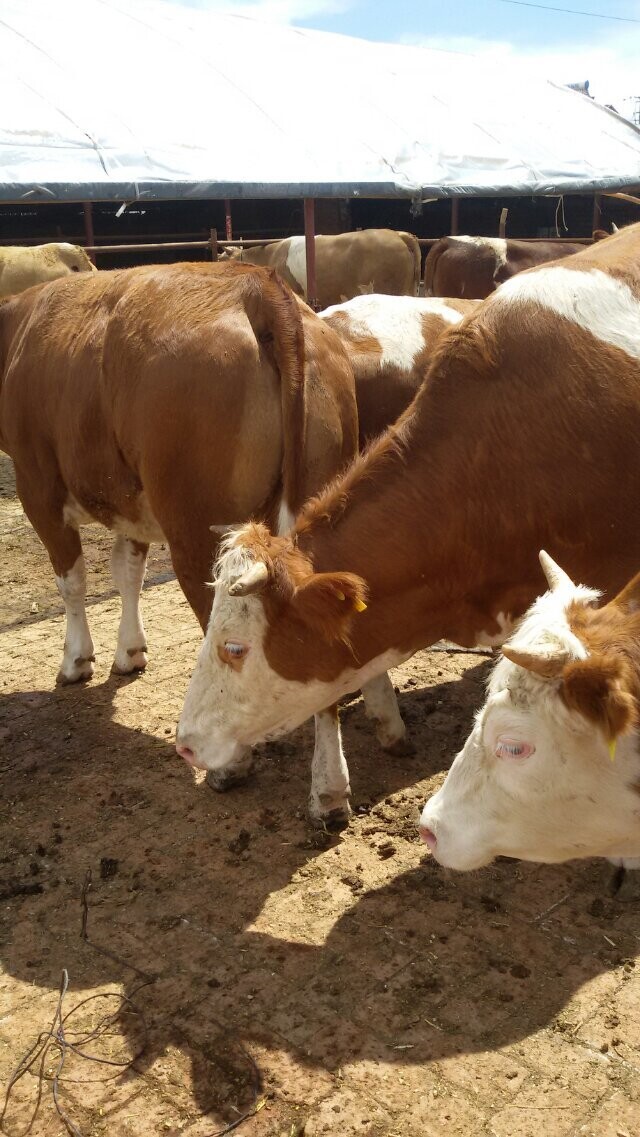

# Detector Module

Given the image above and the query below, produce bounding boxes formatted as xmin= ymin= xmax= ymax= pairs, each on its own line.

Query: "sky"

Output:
xmin=175 ymin=0 xmax=640 ymax=121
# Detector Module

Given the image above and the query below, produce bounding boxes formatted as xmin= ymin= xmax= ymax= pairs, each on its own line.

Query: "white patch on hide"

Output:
xmin=475 ymin=611 xmax=516 ymax=648
xmin=63 ymin=492 xmax=165 ymax=544
xmin=494 ymin=266 xmax=640 ymax=360
xmin=450 ymin=235 xmax=508 ymax=278
xmin=320 ymin=294 xmax=465 ymax=373
xmin=277 ymin=499 xmax=296 ymax=536
xmin=63 ymin=497 xmax=94 ymax=529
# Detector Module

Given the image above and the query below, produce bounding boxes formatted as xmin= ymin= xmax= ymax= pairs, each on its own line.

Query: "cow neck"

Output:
xmin=292 ymin=356 xmax=550 ymax=661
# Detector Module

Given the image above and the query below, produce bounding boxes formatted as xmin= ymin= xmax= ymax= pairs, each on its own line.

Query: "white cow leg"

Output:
xmin=309 ymin=706 xmax=351 ymax=828
xmin=608 ymin=856 xmax=640 ymax=870
xmin=111 ymin=535 xmax=149 ymax=674
xmin=362 ymin=672 xmax=412 ymax=753
xmin=55 ymin=555 xmax=95 ymax=685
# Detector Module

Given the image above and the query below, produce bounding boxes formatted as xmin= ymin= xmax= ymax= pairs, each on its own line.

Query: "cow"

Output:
xmin=419 ymin=551 xmax=640 ymax=869
xmin=222 ymin=229 xmax=421 ymax=307
xmin=176 ymin=222 xmax=640 ymax=821
xmin=319 ymin=294 xmax=479 ymax=447
xmin=0 ymin=260 xmax=406 ymax=824
xmin=423 ymin=235 xmax=590 ymax=299
xmin=0 ymin=242 xmax=95 ymax=298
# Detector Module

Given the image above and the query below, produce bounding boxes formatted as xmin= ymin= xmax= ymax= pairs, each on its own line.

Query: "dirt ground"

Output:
xmin=1 ymin=449 xmax=639 ymax=1137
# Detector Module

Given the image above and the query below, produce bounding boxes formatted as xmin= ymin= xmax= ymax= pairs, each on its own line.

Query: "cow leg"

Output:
xmin=13 ymin=471 xmax=96 ymax=685
xmin=54 ymin=551 xmax=96 ymax=685
xmin=361 ymin=673 xmax=412 ymax=754
xmin=309 ymin=705 xmax=351 ymax=828
xmin=111 ymin=535 xmax=149 ymax=675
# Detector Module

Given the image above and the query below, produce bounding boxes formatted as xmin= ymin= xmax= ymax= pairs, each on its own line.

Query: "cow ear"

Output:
xmin=291 ymin=572 xmax=368 ymax=643
xmin=561 ymin=654 xmax=637 ymax=741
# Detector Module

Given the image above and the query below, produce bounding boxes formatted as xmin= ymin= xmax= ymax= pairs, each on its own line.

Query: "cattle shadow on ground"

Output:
xmin=1 ymin=671 xmax=632 ymax=1130
xmin=338 ymin=653 xmax=492 ymax=797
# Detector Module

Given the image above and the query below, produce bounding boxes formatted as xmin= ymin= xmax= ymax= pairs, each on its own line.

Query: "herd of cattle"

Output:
xmin=0 ymin=223 xmax=639 ymax=875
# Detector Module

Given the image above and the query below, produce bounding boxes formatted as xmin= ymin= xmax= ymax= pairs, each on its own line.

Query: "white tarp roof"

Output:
xmin=1 ymin=0 xmax=640 ymax=203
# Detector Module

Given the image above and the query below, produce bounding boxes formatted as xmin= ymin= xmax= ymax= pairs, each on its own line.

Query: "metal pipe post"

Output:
xmin=83 ymin=202 xmax=96 ymax=264
xmin=304 ymin=198 xmax=319 ymax=310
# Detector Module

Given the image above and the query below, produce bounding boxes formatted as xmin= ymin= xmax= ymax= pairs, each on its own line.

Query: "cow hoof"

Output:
xmin=206 ymin=765 xmax=254 ymax=793
xmin=382 ymin=735 xmax=416 ymax=757
xmin=56 ymin=658 xmax=95 ymax=685
xmin=309 ymin=806 xmax=351 ymax=833
xmin=111 ymin=649 xmax=148 ymax=675
xmin=308 ymin=793 xmax=352 ymax=831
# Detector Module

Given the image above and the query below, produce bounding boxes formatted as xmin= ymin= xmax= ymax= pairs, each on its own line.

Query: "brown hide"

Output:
xmin=0 ymin=262 xmax=357 ymax=630
xmin=424 ymin=236 xmax=588 ymax=299
xmin=320 ymin=296 xmax=478 ymax=447
xmin=226 ymin=230 xmax=421 ymax=307
xmin=227 ymin=222 xmax=640 ymax=687
xmin=0 ymin=242 xmax=95 ymax=298
xmin=560 ymin=578 xmax=640 ymax=740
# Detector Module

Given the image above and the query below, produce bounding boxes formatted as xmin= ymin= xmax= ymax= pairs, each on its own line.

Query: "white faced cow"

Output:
xmin=420 ymin=552 xmax=640 ymax=869
xmin=176 ymin=222 xmax=640 ymax=820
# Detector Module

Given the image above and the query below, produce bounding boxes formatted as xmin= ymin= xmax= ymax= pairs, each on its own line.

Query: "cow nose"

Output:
xmin=419 ymin=825 xmax=437 ymax=851
xmin=176 ymin=743 xmax=197 ymax=766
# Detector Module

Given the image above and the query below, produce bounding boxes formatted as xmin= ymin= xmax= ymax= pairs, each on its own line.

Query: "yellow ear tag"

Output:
xmin=608 ymin=738 xmax=617 ymax=762
xmin=353 ymin=598 xmax=367 ymax=613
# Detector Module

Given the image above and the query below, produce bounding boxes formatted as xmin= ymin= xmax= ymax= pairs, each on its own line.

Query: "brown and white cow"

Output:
xmin=319 ymin=294 xmax=479 ymax=447
xmin=423 ymin=235 xmax=589 ymax=299
xmin=0 ymin=260 xmax=406 ymax=823
xmin=0 ymin=242 xmax=95 ymax=298
xmin=419 ymin=551 xmax=640 ymax=869
xmin=177 ymin=222 xmax=640 ymax=819
xmin=222 ymin=229 xmax=421 ymax=307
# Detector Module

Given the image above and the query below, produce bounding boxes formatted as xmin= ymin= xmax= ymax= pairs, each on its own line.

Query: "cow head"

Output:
xmin=217 ymin=246 xmax=242 ymax=261
xmin=420 ymin=552 xmax=640 ymax=869
xmin=57 ymin=243 xmax=97 ymax=274
xmin=176 ymin=523 xmax=370 ymax=771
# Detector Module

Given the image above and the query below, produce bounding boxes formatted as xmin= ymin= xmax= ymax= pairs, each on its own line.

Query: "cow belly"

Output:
xmin=63 ymin=492 xmax=166 ymax=544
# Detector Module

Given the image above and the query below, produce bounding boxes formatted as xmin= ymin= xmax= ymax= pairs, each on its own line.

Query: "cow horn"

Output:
xmin=228 ymin=561 xmax=269 ymax=596
xmin=502 ymin=644 xmax=570 ymax=680
xmin=539 ymin=550 xmax=575 ymax=592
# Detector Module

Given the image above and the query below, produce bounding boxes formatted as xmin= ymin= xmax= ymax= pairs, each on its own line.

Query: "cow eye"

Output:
xmin=495 ymin=737 xmax=535 ymax=760
xmin=224 ymin=641 xmax=248 ymax=659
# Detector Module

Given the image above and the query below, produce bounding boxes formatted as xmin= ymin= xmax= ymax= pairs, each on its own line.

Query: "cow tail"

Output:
xmin=423 ymin=240 xmax=447 ymax=297
xmin=399 ymin=232 xmax=422 ymax=296
xmin=245 ymin=267 xmax=306 ymax=533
